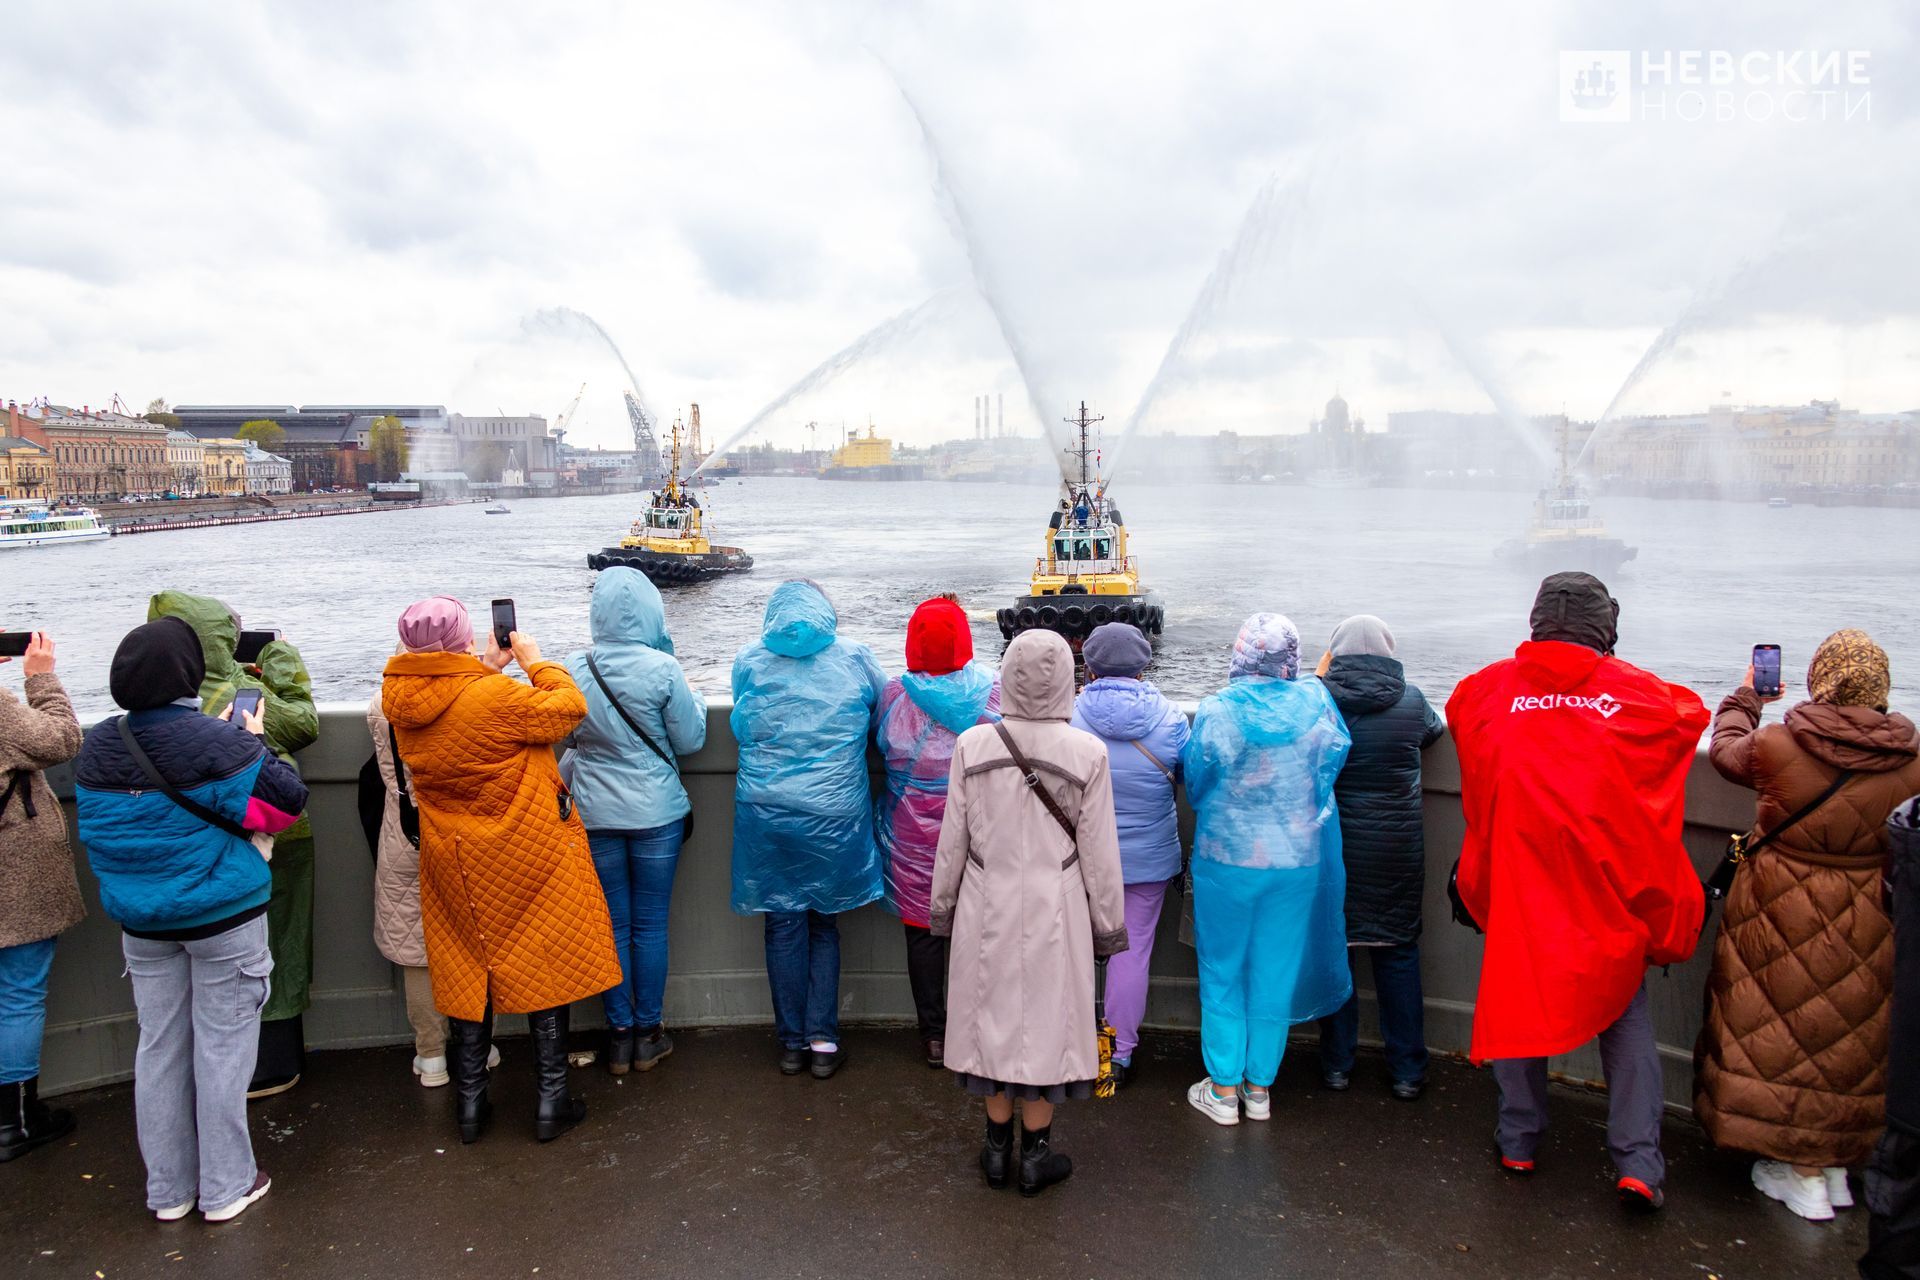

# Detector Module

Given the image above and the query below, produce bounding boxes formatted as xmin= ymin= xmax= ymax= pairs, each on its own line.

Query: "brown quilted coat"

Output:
xmin=1695 ymin=687 xmax=1920 ymax=1166
xmin=382 ymin=652 xmax=620 ymax=1021
xmin=0 ymin=672 xmax=85 ymax=949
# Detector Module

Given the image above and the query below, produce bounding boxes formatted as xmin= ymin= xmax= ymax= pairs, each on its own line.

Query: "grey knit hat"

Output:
xmin=1083 ymin=622 xmax=1152 ymax=677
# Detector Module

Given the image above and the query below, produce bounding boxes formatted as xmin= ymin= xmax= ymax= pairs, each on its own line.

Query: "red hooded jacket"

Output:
xmin=1447 ymin=640 xmax=1708 ymax=1061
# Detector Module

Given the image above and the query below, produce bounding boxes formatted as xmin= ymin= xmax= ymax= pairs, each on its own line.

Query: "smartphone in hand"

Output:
xmin=234 ymin=629 xmax=281 ymax=664
xmin=0 ymin=632 xmax=31 ymax=658
xmin=1752 ymin=644 xmax=1783 ymax=698
xmin=230 ymin=688 xmax=265 ymax=722
xmin=490 ymin=598 xmax=517 ymax=649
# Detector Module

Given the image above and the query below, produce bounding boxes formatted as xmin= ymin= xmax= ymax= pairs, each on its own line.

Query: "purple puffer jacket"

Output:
xmin=874 ymin=666 xmax=999 ymax=927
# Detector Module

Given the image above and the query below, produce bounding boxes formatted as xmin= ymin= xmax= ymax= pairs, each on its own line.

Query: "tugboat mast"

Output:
xmin=1064 ymin=401 xmax=1104 ymax=508
xmin=663 ymin=415 xmax=685 ymax=505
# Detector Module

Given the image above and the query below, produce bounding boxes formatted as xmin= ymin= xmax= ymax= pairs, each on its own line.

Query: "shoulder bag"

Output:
xmin=1706 ymin=767 xmax=1856 ymax=909
xmin=993 ymin=720 xmax=1077 ymax=847
xmin=387 ymin=723 xmax=422 ymax=850
xmin=116 ymin=717 xmax=268 ymax=858
xmin=586 ymin=652 xmax=694 ymax=841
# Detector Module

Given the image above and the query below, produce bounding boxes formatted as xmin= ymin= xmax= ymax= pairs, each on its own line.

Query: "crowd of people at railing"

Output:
xmin=1 ymin=571 xmax=1916 ymax=1263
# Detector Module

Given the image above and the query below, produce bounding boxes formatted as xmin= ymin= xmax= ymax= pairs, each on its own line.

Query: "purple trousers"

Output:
xmin=1108 ymin=878 xmax=1174 ymax=1063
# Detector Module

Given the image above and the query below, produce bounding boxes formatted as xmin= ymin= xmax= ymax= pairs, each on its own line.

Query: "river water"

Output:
xmin=7 ymin=478 xmax=1916 ymax=718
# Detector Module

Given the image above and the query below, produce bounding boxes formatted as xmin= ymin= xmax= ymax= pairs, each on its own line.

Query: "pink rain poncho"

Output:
xmin=874 ymin=666 xmax=999 ymax=927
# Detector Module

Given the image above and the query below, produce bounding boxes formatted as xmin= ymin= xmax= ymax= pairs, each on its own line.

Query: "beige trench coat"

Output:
xmin=930 ymin=631 xmax=1128 ymax=1087
xmin=366 ymin=701 xmax=429 ymax=968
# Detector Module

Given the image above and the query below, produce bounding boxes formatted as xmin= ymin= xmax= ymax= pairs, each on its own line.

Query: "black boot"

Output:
xmin=633 ymin=1024 xmax=673 ymax=1072
xmin=1018 ymin=1123 xmax=1073 ymax=1198
xmin=606 ymin=1025 xmax=636 ymax=1077
xmin=448 ymin=1013 xmax=494 ymax=1145
xmin=531 ymin=1006 xmax=586 ymax=1142
xmin=979 ymin=1118 xmax=1013 ymax=1190
xmin=0 ymin=1078 xmax=76 ymax=1162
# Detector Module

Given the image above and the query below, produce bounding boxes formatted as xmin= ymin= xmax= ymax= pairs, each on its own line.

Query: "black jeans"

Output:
xmin=903 ymin=924 xmax=947 ymax=1041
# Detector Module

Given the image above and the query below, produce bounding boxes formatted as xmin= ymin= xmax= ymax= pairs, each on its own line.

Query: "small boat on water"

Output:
xmin=586 ymin=413 xmax=753 ymax=586
xmin=998 ymin=401 xmax=1163 ymax=647
xmin=484 ymin=504 xmax=512 ymax=515
xmin=1768 ymin=496 xmax=1792 ymax=509
xmin=0 ymin=499 xmax=111 ymax=549
xmin=1495 ymin=423 xmax=1636 ymax=577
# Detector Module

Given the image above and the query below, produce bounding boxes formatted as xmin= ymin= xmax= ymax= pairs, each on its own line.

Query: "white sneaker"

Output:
xmin=1237 ymin=1083 xmax=1272 ymax=1121
xmin=413 ymin=1055 xmax=450 ymax=1088
xmin=1751 ymin=1159 xmax=1834 ymax=1221
xmin=1825 ymin=1167 xmax=1855 ymax=1209
xmin=153 ymin=1199 xmax=196 ymax=1222
xmin=203 ymin=1171 xmax=271 ymax=1223
xmin=1187 ymin=1078 xmax=1241 ymax=1126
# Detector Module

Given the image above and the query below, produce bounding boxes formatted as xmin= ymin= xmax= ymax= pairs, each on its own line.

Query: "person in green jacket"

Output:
xmin=147 ymin=591 xmax=318 ymax=1098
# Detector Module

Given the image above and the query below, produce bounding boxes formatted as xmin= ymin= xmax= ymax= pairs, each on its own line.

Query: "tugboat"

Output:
xmin=586 ymin=413 xmax=753 ymax=585
xmin=998 ymin=402 xmax=1163 ymax=646
xmin=1495 ymin=421 xmax=1637 ymax=577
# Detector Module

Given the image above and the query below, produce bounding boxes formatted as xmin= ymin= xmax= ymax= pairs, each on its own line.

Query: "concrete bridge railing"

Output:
xmin=35 ymin=701 xmax=1756 ymax=1107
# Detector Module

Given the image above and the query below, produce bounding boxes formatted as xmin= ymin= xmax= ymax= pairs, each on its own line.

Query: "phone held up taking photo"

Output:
xmin=1752 ymin=643 xmax=1783 ymax=698
xmin=234 ymin=629 xmax=281 ymax=665
xmin=491 ymin=598 xmax=517 ymax=650
xmin=0 ymin=632 xmax=32 ymax=658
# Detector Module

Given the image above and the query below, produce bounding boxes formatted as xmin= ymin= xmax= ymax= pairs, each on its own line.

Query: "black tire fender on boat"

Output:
xmin=1038 ymin=604 xmax=1060 ymax=628
xmin=996 ymin=608 xmax=1012 ymax=631
xmin=1062 ymin=604 xmax=1087 ymax=632
xmin=1148 ymin=606 xmax=1164 ymax=635
xmin=1090 ymin=603 xmax=1113 ymax=627
xmin=1017 ymin=606 xmax=1038 ymax=629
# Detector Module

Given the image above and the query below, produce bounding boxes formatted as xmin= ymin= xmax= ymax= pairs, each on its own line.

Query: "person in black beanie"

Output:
xmin=72 ymin=618 xmax=308 ymax=1224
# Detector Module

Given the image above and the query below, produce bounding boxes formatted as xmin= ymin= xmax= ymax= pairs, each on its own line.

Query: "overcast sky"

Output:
xmin=1 ymin=1 xmax=1913 ymax=453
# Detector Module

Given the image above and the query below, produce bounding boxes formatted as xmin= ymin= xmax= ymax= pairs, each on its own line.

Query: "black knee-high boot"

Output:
xmin=448 ymin=1011 xmax=494 ymax=1144
xmin=530 ymin=1006 xmax=586 ymax=1142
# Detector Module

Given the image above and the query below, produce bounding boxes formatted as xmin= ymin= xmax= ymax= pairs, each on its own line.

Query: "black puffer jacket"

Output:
xmin=1321 ymin=654 xmax=1445 ymax=945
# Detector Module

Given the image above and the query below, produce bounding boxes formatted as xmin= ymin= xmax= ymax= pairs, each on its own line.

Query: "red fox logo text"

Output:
xmin=1509 ymin=693 xmax=1623 ymax=719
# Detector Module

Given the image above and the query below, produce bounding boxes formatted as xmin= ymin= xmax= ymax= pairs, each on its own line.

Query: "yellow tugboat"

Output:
xmin=587 ymin=414 xmax=753 ymax=585
xmin=998 ymin=401 xmax=1162 ymax=646
xmin=1495 ymin=419 xmax=1636 ymax=577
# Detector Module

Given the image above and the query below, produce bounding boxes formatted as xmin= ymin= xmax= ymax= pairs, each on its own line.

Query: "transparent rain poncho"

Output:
xmin=1183 ymin=672 xmax=1354 ymax=1025
xmin=875 ymin=664 xmax=999 ymax=926
xmin=729 ymin=581 xmax=888 ymax=914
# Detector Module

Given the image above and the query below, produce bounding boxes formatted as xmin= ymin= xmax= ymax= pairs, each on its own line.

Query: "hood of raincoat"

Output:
xmin=1000 ymin=630 xmax=1074 ymax=721
xmin=1784 ymin=701 xmax=1920 ymax=774
xmin=1075 ymin=676 xmax=1175 ymax=743
xmin=1528 ymin=572 xmax=1618 ymax=654
xmin=590 ymin=566 xmax=674 ymax=655
xmin=1321 ymin=654 xmax=1406 ymax=718
xmin=761 ymin=580 xmax=836 ymax=658
xmin=382 ymin=651 xmax=496 ymax=730
xmin=903 ymin=662 xmax=996 ymax=736
xmin=148 ymin=590 xmax=240 ymax=686
xmin=1513 ymin=638 xmax=1607 ymax=693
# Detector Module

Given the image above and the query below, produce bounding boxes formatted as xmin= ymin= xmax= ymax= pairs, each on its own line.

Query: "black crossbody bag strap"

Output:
xmin=116 ymin=716 xmax=253 ymax=842
xmin=993 ymin=721 xmax=1077 ymax=847
xmin=585 ymin=652 xmax=678 ymax=772
xmin=1706 ymin=767 xmax=1856 ymax=901
xmin=387 ymin=723 xmax=422 ymax=848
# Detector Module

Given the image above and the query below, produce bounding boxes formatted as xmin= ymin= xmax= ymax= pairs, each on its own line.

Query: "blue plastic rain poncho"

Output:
xmin=563 ymin=567 xmax=708 ymax=832
xmin=875 ymin=665 xmax=1000 ymax=927
xmin=1181 ymin=616 xmax=1353 ymax=1085
xmin=730 ymin=581 xmax=888 ymax=914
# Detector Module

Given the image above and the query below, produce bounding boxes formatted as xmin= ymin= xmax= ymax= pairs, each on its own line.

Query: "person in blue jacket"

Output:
xmin=1182 ymin=613 xmax=1352 ymax=1126
xmin=1069 ymin=622 xmax=1188 ymax=1085
xmin=564 ymin=567 xmax=708 ymax=1077
xmin=730 ymin=580 xmax=886 ymax=1079
xmin=73 ymin=617 xmax=308 ymax=1224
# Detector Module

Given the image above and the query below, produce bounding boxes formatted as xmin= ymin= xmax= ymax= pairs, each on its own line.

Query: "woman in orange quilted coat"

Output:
xmin=1698 ymin=629 xmax=1920 ymax=1222
xmin=382 ymin=597 xmax=620 ymax=1146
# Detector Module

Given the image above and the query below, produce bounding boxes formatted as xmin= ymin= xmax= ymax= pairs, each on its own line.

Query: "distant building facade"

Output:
xmin=201 ymin=438 xmax=249 ymax=496
xmin=1590 ymin=401 xmax=1920 ymax=489
xmin=6 ymin=402 xmax=171 ymax=499
xmin=243 ymin=443 xmax=293 ymax=495
xmin=174 ymin=404 xmax=459 ymax=490
xmin=449 ymin=413 xmax=557 ymax=486
xmin=165 ymin=430 xmax=205 ymax=496
xmin=0 ymin=435 xmax=53 ymax=500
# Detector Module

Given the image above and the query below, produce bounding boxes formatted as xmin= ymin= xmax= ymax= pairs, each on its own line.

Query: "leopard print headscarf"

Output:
xmin=1807 ymin=628 xmax=1890 ymax=711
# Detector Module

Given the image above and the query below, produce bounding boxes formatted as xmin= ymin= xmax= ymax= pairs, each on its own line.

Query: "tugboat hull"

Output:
xmin=998 ymin=595 xmax=1162 ymax=644
xmin=588 ymin=546 xmax=754 ymax=585
xmin=1495 ymin=537 xmax=1637 ymax=578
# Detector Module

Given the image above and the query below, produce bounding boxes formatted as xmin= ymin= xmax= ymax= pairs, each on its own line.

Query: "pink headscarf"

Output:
xmin=397 ymin=596 xmax=473 ymax=654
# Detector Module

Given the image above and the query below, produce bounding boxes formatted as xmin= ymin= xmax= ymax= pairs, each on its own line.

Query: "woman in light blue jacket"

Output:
xmin=564 ymin=568 xmax=707 ymax=1076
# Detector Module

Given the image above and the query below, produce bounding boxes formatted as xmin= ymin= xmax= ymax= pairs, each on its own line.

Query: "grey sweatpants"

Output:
xmin=1492 ymin=981 xmax=1665 ymax=1188
xmin=123 ymin=915 xmax=272 ymax=1213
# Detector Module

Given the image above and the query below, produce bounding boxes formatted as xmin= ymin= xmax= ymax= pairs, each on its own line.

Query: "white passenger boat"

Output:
xmin=0 ymin=500 xmax=111 ymax=549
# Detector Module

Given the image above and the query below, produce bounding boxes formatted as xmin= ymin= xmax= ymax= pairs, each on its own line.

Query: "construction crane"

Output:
xmin=624 ymin=391 xmax=664 ymax=483
xmin=552 ymin=382 xmax=587 ymax=446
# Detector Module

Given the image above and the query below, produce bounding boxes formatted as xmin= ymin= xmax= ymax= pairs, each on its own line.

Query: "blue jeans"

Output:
xmin=588 ymin=824 xmax=685 ymax=1030
xmin=764 ymin=911 xmax=840 ymax=1049
xmin=1318 ymin=942 xmax=1429 ymax=1084
xmin=0 ymin=938 xmax=58 ymax=1084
